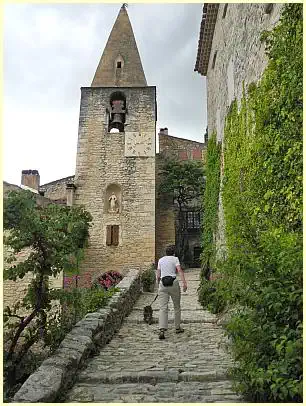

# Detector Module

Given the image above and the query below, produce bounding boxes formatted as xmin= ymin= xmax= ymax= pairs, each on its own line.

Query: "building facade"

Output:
xmin=194 ymin=3 xmax=283 ymax=259
xmin=195 ymin=3 xmax=283 ymax=142
xmin=4 ymin=6 xmax=205 ymax=291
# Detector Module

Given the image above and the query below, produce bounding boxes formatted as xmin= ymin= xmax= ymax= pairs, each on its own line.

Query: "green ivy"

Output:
xmin=198 ymin=4 xmax=302 ymax=402
xmin=200 ymin=132 xmax=221 ymax=268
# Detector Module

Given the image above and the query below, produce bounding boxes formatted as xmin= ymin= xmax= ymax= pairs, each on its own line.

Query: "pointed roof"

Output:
xmin=91 ymin=5 xmax=147 ymax=87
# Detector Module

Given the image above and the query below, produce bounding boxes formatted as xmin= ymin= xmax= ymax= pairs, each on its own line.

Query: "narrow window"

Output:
xmin=222 ymin=4 xmax=228 ymax=18
xmin=106 ymin=225 xmax=119 ymax=246
xmin=112 ymin=225 xmax=119 ymax=246
xmin=117 ymin=61 xmax=122 ymax=68
xmin=212 ymin=51 xmax=217 ymax=69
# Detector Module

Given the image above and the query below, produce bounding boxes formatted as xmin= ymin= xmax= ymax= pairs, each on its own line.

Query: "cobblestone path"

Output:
xmin=64 ymin=269 xmax=241 ymax=402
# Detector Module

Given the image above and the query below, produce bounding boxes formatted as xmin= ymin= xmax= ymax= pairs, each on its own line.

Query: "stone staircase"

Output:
xmin=64 ymin=269 xmax=241 ymax=402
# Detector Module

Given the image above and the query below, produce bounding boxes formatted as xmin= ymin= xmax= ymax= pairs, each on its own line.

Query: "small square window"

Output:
xmin=117 ymin=61 xmax=122 ymax=68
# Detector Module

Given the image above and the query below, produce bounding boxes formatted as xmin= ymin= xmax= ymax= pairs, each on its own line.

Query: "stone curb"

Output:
xmin=13 ymin=269 xmax=142 ymax=403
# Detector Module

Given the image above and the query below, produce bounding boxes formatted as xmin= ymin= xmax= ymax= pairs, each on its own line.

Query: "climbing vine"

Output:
xmin=200 ymin=132 xmax=221 ymax=270
xmin=198 ymin=4 xmax=302 ymax=402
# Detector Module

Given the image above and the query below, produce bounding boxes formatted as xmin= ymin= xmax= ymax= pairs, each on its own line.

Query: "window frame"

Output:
xmin=106 ymin=225 xmax=119 ymax=246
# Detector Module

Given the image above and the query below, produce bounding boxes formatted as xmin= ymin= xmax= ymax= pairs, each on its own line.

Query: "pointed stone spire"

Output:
xmin=91 ymin=5 xmax=147 ymax=87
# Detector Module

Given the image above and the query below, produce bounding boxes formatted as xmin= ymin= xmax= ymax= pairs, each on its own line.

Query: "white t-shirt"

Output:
xmin=157 ymin=255 xmax=180 ymax=278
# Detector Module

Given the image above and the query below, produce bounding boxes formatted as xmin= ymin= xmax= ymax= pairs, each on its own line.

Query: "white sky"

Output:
xmin=3 ymin=3 xmax=207 ymax=185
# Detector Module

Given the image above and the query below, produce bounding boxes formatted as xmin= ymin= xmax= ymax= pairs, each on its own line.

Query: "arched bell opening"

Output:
xmin=108 ymin=91 xmax=126 ymax=133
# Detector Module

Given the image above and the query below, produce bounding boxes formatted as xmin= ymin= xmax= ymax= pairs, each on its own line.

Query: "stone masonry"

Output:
xmin=64 ymin=269 xmax=241 ymax=403
xmin=204 ymin=3 xmax=283 ymax=142
xmin=72 ymin=5 xmax=156 ymax=282
xmin=91 ymin=5 xmax=147 ymax=88
xmin=195 ymin=3 xmax=283 ymax=260
xmin=40 ymin=175 xmax=74 ymax=202
xmin=74 ymin=86 xmax=156 ymax=282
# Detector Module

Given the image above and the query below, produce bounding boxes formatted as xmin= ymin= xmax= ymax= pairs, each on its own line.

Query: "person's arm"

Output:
xmin=176 ymin=265 xmax=187 ymax=292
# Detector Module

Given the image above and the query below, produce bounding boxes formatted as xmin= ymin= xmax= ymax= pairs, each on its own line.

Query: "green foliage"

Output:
xmin=159 ymin=159 xmax=205 ymax=263
xmin=3 ymin=190 xmax=92 ymax=388
xmin=200 ymin=132 xmax=221 ymax=267
xmin=198 ymin=4 xmax=303 ymax=402
xmin=159 ymin=160 xmax=205 ymax=208
xmin=45 ymin=286 xmax=118 ymax=352
xmin=198 ymin=279 xmax=224 ymax=313
xmin=141 ymin=265 xmax=156 ymax=292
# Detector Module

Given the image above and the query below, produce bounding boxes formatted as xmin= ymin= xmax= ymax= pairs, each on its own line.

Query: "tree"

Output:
xmin=3 ymin=190 xmax=92 ymax=385
xmin=159 ymin=160 xmax=205 ymax=263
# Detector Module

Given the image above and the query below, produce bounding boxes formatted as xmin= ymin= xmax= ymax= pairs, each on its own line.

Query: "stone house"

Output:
xmin=4 ymin=5 xmax=205 ymax=290
xmin=194 ymin=3 xmax=283 ymax=259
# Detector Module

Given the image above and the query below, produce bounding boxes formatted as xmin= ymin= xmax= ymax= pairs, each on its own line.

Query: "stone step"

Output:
xmin=126 ymin=313 xmax=217 ymax=324
xmin=76 ymin=369 xmax=231 ymax=385
xmin=63 ymin=269 xmax=239 ymax=403
xmin=65 ymin=380 xmax=241 ymax=403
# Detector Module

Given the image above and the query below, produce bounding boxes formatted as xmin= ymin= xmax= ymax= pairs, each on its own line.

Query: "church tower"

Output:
xmin=74 ymin=5 xmax=156 ymax=283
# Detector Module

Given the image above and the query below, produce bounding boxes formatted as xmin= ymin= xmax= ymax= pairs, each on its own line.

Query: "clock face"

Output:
xmin=125 ymin=131 xmax=155 ymax=157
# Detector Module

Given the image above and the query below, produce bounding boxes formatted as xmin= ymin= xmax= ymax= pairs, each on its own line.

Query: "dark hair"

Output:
xmin=166 ymin=245 xmax=175 ymax=256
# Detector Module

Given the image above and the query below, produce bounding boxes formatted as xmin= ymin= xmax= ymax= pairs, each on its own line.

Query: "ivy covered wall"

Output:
xmin=199 ymin=4 xmax=302 ymax=402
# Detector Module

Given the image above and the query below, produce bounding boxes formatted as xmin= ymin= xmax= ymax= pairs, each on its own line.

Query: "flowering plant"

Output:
xmin=94 ymin=271 xmax=123 ymax=290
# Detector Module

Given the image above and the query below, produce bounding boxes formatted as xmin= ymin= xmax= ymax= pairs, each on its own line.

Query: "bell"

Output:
xmin=109 ymin=99 xmax=125 ymax=132
xmin=110 ymin=112 xmax=124 ymax=131
xmin=111 ymin=113 xmax=123 ymax=125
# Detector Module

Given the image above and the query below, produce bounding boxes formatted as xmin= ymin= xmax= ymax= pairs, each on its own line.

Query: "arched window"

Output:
xmin=108 ymin=91 xmax=126 ymax=133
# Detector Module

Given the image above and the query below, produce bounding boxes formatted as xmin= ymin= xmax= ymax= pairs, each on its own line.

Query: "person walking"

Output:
xmin=156 ymin=245 xmax=187 ymax=339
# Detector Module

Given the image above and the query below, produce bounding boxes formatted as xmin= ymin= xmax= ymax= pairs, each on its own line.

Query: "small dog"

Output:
xmin=143 ymin=305 xmax=154 ymax=324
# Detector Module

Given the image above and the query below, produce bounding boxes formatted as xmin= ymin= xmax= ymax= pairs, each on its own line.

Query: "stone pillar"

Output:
xmin=21 ymin=170 xmax=40 ymax=191
xmin=66 ymin=183 xmax=76 ymax=206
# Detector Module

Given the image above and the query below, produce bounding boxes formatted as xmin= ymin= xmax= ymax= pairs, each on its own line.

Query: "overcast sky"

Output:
xmin=4 ymin=3 xmax=207 ymax=185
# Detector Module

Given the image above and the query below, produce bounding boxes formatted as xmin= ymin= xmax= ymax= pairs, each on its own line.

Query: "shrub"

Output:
xmin=141 ymin=266 xmax=156 ymax=292
xmin=3 ymin=189 xmax=92 ymax=395
xmin=93 ymin=271 xmax=123 ymax=290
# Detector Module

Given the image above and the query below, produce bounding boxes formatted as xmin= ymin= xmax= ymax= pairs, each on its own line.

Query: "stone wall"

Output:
xmin=159 ymin=133 xmax=204 ymax=161
xmin=205 ymin=3 xmax=283 ymax=259
xmin=206 ymin=3 xmax=283 ymax=141
xmin=39 ymin=175 xmax=75 ymax=203
xmin=13 ymin=269 xmax=142 ymax=403
xmin=74 ymin=86 xmax=156 ymax=283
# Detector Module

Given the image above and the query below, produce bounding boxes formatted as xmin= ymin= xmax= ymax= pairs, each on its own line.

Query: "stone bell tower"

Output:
xmin=74 ymin=5 xmax=156 ymax=283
